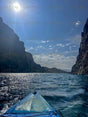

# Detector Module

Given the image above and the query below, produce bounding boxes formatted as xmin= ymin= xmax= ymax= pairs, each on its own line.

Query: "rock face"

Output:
xmin=72 ymin=19 xmax=88 ymax=74
xmin=26 ymin=52 xmax=43 ymax=72
xmin=0 ymin=17 xmax=66 ymax=73
xmin=0 ymin=17 xmax=29 ymax=72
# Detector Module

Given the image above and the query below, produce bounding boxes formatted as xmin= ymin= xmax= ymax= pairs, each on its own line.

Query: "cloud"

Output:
xmin=26 ymin=47 xmax=34 ymax=51
xmin=41 ymin=41 xmax=46 ymax=43
xmin=37 ymin=45 xmax=43 ymax=48
xmin=41 ymin=40 xmax=49 ymax=43
xmin=64 ymin=50 xmax=78 ymax=54
xmin=56 ymin=43 xmax=65 ymax=47
xmin=49 ymin=45 xmax=52 ymax=48
xmin=67 ymin=34 xmax=81 ymax=45
xmin=65 ymin=43 xmax=71 ymax=46
xmin=49 ymin=48 xmax=53 ymax=50
xmin=47 ymin=40 xmax=49 ymax=43
xmin=75 ymin=21 xmax=81 ymax=26
xmin=56 ymin=43 xmax=71 ymax=48
xmin=55 ymin=34 xmax=81 ymax=50
xmin=33 ymin=54 xmax=76 ymax=71
xmin=69 ymin=46 xmax=72 ymax=51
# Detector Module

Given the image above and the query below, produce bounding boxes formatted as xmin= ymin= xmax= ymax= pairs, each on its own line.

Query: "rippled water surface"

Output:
xmin=0 ymin=73 xmax=88 ymax=117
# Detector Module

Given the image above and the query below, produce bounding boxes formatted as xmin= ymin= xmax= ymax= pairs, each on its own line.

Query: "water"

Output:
xmin=0 ymin=73 xmax=88 ymax=117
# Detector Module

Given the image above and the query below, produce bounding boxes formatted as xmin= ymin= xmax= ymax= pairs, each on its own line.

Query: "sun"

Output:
xmin=13 ymin=2 xmax=21 ymax=12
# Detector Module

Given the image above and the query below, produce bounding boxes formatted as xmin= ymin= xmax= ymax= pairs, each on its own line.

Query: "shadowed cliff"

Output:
xmin=0 ymin=17 xmax=66 ymax=73
xmin=72 ymin=19 xmax=88 ymax=74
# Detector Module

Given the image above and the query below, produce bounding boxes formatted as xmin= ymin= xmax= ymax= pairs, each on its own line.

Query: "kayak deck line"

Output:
xmin=3 ymin=112 xmax=58 ymax=117
xmin=3 ymin=92 xmax=59 ymax=117
xmin=5 ymin=111 xmax=57 ymax=115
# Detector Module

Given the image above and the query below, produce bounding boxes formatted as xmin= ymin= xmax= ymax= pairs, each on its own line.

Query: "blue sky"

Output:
xmin=0 ymin=0 xmax=88 ymax=71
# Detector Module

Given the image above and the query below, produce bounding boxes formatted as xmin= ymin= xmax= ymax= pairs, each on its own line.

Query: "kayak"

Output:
xmin=3 ymin=92 xmax=59 ymax=117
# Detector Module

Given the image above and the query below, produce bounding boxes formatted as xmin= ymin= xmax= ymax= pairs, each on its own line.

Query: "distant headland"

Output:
xmin=0 ymin=17 xmax=66 ymax=73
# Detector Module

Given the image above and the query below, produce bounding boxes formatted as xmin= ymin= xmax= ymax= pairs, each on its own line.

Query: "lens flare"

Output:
xmin=13 ymin=2 xmax=21 ymax=12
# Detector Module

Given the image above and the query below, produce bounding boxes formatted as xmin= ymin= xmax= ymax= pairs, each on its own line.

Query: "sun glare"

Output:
xmin=13 ymin=2 xmax=21 ymax=12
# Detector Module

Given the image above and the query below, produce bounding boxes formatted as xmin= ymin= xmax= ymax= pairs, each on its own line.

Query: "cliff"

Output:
xmin=0 ymin=17 xmax=29 ymax=72
xmin=0 ymin=17 xmax=66 ymax=73
xmin=72 ymin=19 xmax=88 ymax=74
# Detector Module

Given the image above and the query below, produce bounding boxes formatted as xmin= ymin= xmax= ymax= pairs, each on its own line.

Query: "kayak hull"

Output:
xmin=3 ymin=93 xmax=59 ymax=117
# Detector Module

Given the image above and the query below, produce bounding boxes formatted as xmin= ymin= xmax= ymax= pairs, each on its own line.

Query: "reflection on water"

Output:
xmin=0 ymin=73 xmax=88 ymax=117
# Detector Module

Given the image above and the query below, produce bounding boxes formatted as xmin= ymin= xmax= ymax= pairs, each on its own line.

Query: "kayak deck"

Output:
xmin=3 ymin=93 xmax=59 ymax=117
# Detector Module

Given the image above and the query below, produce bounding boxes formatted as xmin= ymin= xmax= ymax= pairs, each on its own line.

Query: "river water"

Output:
xmin=0 ymin=73 xmax=88 ymax=117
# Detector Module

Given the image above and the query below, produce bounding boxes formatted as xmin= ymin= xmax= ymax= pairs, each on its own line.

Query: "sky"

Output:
xmin=0 ymin=0 xmax=88 ymax=71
